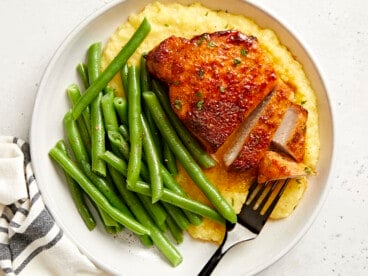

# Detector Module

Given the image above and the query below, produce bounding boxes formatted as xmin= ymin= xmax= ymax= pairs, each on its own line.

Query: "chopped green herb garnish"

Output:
xmin=197 ymin=68 xmax=204 ymax=78
xmin=196 ymin=34 xmax=210 ymax=45
xmin=301 ymin=100 xmax=307 ymax=105
xmin=219 ymin=86 xmax=226 ymax=93
xmin=197 ymin=99 xmax=204 ymax=110
xmin=233 ymin=58 xmax=241 ymax=66
xmin=196 ymin=91 xmax=202 ymax=98
xmin=304 ymin=166 xmax=312 ymax=175
xmin=164 ymin=23 xmax=169 ymax=27
xmin=172 ymin=80 xmax=180 ymax=86
xmin=241 ymin=48 xmax=248 ymax=56
xmin=174 ymin=99 xmax=182 ymax=110
xmin=208 ymin=41 xmax=216 ymax=48
xmin=205 ymin=11 xmax=209 ymax=16
xmin=196 ymin=37 xmax=204 ymax=45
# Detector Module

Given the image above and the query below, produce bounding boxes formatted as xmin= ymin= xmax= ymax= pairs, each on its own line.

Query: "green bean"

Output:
xmin=108 ymin=166 xmax=182 ymax=266
xmin=102 ymin=150 xmax=201 ymax=224
xmin=107 ymin=166 xmax=153 ymax=246
xmin=104 ymin=225 xmax=122 ymax=235
xmin=113 ymin=97 xmax=128 ymax=126
xmin=102 ymin=148 xmax=202 ymax=225
xmin=140 ymin=54 xmax=151 ymax=92
xmin=87 ymin=42 xmax=102 ymax=84
xmin=89 ymin=198 xmax=122 ymax=235
xmin=87 ymin=42 xmax=106 ymax=176
xmin=81 ymin=160 xmax=132 ymax=215
xmin=138 ymin=194 xmax=167 ymax=229
xmin=183 ymin=209 xmax=202 ymax=226
xmin=162 ymin=203 xmax=190 ymax=231
xmin=100 ymin=151 xmax=150 ymax=182
xmin=66 ymin=83 xmax=91 ymax=137
xmin=166 ymin=214 xmax=183 ymax=244
xmin=152 ymin=80 xmax=216 ymax=169
xmin=55 ymin=140 xmax=96 ymax=231
xmin=90 ymin=92 xmax=106 ymax=176
xmin=163 ymin=141 xmax=177 ymax=176
xmin=118 ymin=124 xmax=129 ymax=141
xmin=103 ymin=85 xmax=116 ymax=95
xmin=76 ymin=117 xmax=92 ymax=155
xmin=120 ymin=63 xmax=129 ymax=97
xmin=63 ymin=111 xmax=90 ymax=164
xmin=102 ymin=91 xmax=120 ymax=134
xmin=126 ymin=65 xmax=143 ymax=189
xmin=145 ymin=112 xmax=162 ymax=161
xmin=131 ymin=181 xmax=224 ymax=224
xmin=143 ymin=91 xmax=236 ymax=223
xmin=67 ymin=85 xmax=92 ymax=154
xmin=66 ymin=84 xmax=82 ymax=105
xmin=140 ymin=55 xmax=163 ymax=159
xmin=76 ymin=63 xmax=89 ymax=90
xmin=159 ymin=164 xmax=202 ymax=226
xmin=72 ymin=18 xmax=151 ymax=119
xmin=141 ymin=114 xmax=163 ymax=202
xmin=102 ymin=149 xmax=201 ymax=225
xmin=96 ymin=206 xmax=119 ymax=229
xmin=64 ymin=112 xmax=131 ymax=218
xmin=107 ymin=130 xmax=130 ymax=161
xmin=49 ymin=146 xmax=149 ymax=236
xmin=100 ymin=151 xmax=127 ymax=175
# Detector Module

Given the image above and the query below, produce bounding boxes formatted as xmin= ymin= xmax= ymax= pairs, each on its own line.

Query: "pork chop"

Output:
xmin=146 ymin=30 xmax=278 ymax=153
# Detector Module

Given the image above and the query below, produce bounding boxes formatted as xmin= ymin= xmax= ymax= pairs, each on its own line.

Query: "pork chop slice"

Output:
xmin=146 ymin=30 xmax=278 ymax=153
xmin=224 ymin=82 xmax=294 ymax=171
xmin=257 ymin=151 xmax=310 ymax=183
xmin=272 ymin=103 xmax=308 ymax=162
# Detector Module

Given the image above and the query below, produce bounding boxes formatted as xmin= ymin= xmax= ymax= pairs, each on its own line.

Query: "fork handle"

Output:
xmin=198 ymin=244 xmax=225 ymax=276
xmin=198 ymin=229 xmax=232 ymax=276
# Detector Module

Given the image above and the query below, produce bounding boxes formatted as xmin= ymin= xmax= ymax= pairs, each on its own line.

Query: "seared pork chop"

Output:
xmin=272 ymin=103 xmax=308 ymax=162
xmin=146 ymin=30 xmax=277 ymax=153
xmin=224 ymin=82 xmax=293 ymax=171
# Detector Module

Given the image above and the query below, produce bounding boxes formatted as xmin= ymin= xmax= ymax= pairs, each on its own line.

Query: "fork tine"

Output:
xmin=247 ymin=181 xmax=268 ymax=207
xmin=245 ymin=180 xmax=258 ymax=200
xmin=256 ymin=180 xmax=278 ymax=212
xmin=263 ymin=178 xmax=290 ymax=218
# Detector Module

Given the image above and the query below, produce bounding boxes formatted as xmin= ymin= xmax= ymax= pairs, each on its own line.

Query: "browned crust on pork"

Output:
xmin=146 ymin=30 xmax=277 ymax=153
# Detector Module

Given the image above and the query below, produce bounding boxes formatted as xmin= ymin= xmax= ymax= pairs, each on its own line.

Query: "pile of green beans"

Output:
xmin=49 ymin=17 xmax=236 ymax=267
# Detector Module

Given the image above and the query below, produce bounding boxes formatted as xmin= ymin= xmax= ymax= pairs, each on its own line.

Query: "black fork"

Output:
xmin=198 ymin=178 xmax=290 ymax=276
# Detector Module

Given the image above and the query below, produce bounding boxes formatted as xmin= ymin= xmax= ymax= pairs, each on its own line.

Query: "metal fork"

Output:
xmin=198 ymin=178 xmax=290 ymax=275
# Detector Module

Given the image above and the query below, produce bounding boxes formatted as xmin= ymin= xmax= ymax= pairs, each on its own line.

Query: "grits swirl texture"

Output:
xmin=101 ymin=1 xmax=320 ymax=243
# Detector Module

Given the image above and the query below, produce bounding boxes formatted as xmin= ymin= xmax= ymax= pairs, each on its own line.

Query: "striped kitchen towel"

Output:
xmin=0 ymin=136 xmax=102 ymax=275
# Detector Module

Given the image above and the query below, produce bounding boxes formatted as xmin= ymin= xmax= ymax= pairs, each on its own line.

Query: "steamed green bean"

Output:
xmin=72 ymin=18 xmax=151 ymax=119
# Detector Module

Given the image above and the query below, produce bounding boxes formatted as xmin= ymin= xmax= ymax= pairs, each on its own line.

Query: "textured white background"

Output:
xmin=0 ymin=0 xmax=367 ymax=275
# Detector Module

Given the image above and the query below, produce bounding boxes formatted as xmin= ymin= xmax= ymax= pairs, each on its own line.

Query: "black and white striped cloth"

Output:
xmin=0 ymin=136 xmax=101 ymax=275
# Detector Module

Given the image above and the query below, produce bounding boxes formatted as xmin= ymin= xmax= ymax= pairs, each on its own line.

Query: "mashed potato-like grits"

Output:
xmin=101 ymin=1 xmax=320 ymax=243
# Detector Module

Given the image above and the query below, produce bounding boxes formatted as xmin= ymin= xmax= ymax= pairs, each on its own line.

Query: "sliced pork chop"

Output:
xmin=146 ymin=30 xmax=277 ymax=153
xmin=224 ymin=82 xmax=294 ymax=171
xmin=257 ymin=151 xmax=310 ymax=183
xmin=272 ymin=103 xmax=308 ymax=162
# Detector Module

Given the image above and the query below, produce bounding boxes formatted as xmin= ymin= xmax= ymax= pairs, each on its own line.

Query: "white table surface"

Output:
xmin=1 ymin=0 xmax=367 ymax=275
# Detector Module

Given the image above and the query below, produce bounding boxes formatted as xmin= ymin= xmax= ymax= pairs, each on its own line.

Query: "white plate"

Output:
xmin=30 ymin=0 xmax=334 ymax=275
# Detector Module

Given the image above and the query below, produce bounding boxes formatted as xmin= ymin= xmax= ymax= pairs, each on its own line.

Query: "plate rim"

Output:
xmin=29 ymin=0 xmax=335 ymax=274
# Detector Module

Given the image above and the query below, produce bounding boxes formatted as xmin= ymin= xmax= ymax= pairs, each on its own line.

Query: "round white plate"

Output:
xmin=30 ymin=0 xmax=334 ymax=275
